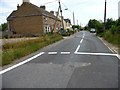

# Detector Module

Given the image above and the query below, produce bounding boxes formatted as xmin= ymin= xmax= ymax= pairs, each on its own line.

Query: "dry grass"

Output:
xmin=2 ymin=34 xmax=63 ymax=66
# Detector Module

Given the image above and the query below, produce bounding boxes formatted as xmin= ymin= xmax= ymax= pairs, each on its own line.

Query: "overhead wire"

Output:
xmin=61 ymin=1 xmax=68 ymax=9
xmin=60 ymin=0 xmax=73 ymax=13
xmin=40 ymin=0 xmax=58 ymax=5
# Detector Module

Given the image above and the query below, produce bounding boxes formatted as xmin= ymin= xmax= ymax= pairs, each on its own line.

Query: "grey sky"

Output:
xmin=0 ymin=0 xmax=119 ymax=26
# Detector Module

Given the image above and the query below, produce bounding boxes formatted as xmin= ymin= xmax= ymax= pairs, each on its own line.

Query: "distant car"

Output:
xmin=90 ymin=28 xmax=96 ymax=33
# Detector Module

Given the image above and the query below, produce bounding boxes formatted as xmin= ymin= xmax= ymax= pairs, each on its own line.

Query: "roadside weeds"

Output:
xmin=98 ymin=37 xmax=120 ymax=55
xmin=1 ymin=34 xmax=63 ymax=66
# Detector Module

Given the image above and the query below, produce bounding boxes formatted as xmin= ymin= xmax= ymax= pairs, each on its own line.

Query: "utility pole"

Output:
xmin=53 ymin=7 xmax=60 ymax=32
xmin=59 ymin=0 xmax=64 ymax=30
xmin=73 ymin=11 xmax=75 ymax=25
xmin=104 ymin=0 xmax=107 ymax=30
xmin=77 ymin=20 xmax=78 ymax=25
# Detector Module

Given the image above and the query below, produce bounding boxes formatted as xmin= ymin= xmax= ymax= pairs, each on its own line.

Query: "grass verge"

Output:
xmin=2 ymin=33 xmax=63 ymax=66
xmin=100 ymin=31 xmax=120 ymax=53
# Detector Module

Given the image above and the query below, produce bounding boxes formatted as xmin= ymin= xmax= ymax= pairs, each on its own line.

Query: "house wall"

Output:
xmin=42 ymin=16 xmax=61 ymax=33
xmin=9 ymin=16 xmax=44 ymax=36
xmin=64 ymin=21 xmax=71 ymax=30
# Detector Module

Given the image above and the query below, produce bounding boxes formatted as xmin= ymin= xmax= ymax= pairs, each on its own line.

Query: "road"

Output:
xmin=1 ymin=31 xmax=119 ymax=88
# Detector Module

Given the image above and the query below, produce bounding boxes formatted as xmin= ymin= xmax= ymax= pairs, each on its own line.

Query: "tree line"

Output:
xmin=87 ymin=18 xmax=120 ymax=35
xmin=87 ymin=18 xmax=120 ymax=51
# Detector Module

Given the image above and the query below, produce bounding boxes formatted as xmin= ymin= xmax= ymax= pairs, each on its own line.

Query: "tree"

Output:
xmin=116 ymin=18 xmax=120 ymax=26
xmin=105 ymin=18 xmax=115 ymax=30
xmin=0 ymin=23 xmax=7 ymax=31
xmin=72 ymin=25 xmax=81 ymax=30
xmin=88 ymin=19 xmax=96 ymax=28
xmin=88 ymin=19 xmax=104 ymax=34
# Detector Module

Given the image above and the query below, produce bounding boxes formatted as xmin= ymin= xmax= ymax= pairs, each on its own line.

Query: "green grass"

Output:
xmin=2 ymin=34 xmax=63 ymax=66
xmin=103 ymin=31 xmax=120 ymax=53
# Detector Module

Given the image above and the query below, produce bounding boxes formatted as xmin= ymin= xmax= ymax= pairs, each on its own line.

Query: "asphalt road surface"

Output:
xmin=1 ymin=31 xmax=119 ymax=88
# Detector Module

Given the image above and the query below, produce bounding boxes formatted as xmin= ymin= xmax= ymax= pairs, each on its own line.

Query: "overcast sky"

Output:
xmin=0 ymin=0 xmax=120 ymax=26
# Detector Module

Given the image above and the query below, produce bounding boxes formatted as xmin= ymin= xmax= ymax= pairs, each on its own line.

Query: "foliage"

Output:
xmin=105 ymin=18 xmax=116 ymax=30
xmin=60 ymin=30 xmax=74 ymax=36
xmin=103 ymin=18 xmax=120 ymax=47
xmin=88 ymin=19 xmax=97 ymax=28
xmin=72 ymin=25 xmax=81 ymax=30
xmin=88 ymin=19 xmax=104 ymax=35
xmin=0 ymin=23 xmax=7 ymax=31
xmin=87 ymin=18 xmax=120 ymax=51
xmin=2 ymin=34 xmax=63 ymax=66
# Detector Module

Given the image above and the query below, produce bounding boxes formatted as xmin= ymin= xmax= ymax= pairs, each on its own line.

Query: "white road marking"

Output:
xmin=48 ymin=52 xmax=57 ymax=55
xmin=75 ymin=52 xmax=118 ymax=56
xmin=83 ymin=32 xmax=85 ymax=38
xmin=82 ymin=35 xmax=85 ymax=39
xmin=74 ymin=45 xmax=81 ymax=53
xmin=49 ymin=62 xmax=53 ymax=64
xmin=0 ymin=52 xmax=45 ymax=75
xmin=103 ymin=42 xmax=115 ymax=53
xmin=116 ymin=54 xmax=120 ymax=59
xmin=82 ymin=63 xmax=91 ymax=66
xmin=61 ymin=52 xmax=70 ymax=54
xmin=80 ymin=38 xmax=83 ymax=43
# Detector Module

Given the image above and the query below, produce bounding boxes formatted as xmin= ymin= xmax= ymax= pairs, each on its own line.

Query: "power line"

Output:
xmin=60 ymin=1 xmax=73 ymax=13
xmin=40 ymin=0 xmax=58 ymax=5
xmin=61 ymin=1 xmax=68 ymax=9
xmin=60 ymin=1 xmax=75 ymax=25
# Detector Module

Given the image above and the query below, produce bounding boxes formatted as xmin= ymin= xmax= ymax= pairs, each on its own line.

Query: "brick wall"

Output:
xmin=9 ymin=16 xmax=43 ymax=36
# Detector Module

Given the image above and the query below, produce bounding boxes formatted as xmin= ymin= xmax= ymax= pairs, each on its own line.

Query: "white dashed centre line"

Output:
xmin=48 ymin=52 xmax=58 ymax=55
xmin=61 ymin=52 xmax=71 ymax=55
xmin=80 ymin=38 xmax=83 ymax=43
xmin=82 ymin=35 xmax=85 ymax=39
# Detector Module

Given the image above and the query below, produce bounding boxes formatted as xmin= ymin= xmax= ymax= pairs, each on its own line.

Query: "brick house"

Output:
xmin=7 ymin=0 xmax=61 ymax=36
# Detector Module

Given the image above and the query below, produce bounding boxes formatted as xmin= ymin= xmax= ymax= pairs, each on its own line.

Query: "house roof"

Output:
xmin=7 ymin=2 xmax=56 ymax=21
xmin=64 ymin=19 xmax=71 ymax=24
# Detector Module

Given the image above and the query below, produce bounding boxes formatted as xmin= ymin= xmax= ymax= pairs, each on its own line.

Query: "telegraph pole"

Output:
xmin=77 ymin=20 xmax=78 ymax=25
xmin=53 ymin=7 xmax=60 ymax=32
xmin=59 ymin=0 xmax=64 ymax=30
xmin=73 ymin=11 xmax=75 ymax=25
xmin=104 ymin=0 xmax=107 ymax=30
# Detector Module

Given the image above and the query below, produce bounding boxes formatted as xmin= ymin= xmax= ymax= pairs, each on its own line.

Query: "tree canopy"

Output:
xmin=0 ymin=23 xmax=7 ymax=31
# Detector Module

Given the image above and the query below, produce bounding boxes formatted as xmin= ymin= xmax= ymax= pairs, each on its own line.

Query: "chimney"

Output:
xmin=55 ymin=12 xmax=59 ymax=16
xmin=17 ymin=4 xmax=19 ymax=9
xmin=50 ymin=11 xmax=54 ymax=15
xmin=40 ymin=6 xmax=46 ymax=10
xmin=23 ymin=0 xmax=30 ymax=3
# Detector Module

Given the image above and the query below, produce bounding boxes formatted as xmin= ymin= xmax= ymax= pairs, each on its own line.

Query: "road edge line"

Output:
xmin=98 ymin=37 xmax=117 ymax=53
xmin=98 ymin=37 xmax=120 ymax=60
xmin=0 ymin=52 xmax=45 ymax=75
